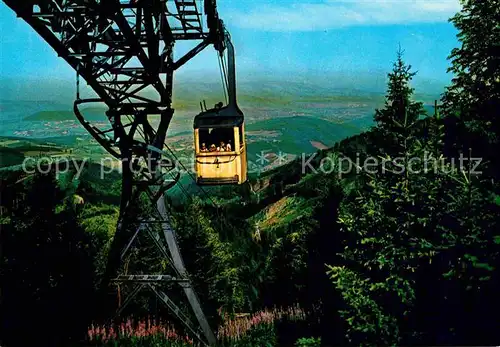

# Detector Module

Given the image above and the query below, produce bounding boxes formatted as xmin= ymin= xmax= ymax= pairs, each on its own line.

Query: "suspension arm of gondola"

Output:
xmin=224 ymin=31 xmax=237 ymax=107
xmin=171 ymin=39 xmax=211 ymax=71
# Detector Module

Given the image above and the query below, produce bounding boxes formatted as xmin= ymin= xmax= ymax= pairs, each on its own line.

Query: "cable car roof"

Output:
xmin=194 ymin=107 xmax=244 ymax=129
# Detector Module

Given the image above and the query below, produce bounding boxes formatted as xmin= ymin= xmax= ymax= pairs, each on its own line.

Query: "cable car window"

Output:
xmin=198 ymin=127 xmax=235 ymax=153
xmin=239 ymin=125 xmax=244 ymax=148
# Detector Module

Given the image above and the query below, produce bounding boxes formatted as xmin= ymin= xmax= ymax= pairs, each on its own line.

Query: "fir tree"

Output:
xmin=442 ymin=0 xmax=500 ymax=176
xmin=327 ymin=51 xmax=500 ymax=345
xmin=374 ymin=48 xmax=426 ymax=156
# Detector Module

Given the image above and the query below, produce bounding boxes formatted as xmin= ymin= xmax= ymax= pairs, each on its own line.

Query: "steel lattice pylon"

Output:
xmin=3 ymin=0 xmax=230 ymax=344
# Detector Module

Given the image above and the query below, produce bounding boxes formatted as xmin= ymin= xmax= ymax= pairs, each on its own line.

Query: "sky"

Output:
xmin=0 ymin=0 xmax=461 ymax=96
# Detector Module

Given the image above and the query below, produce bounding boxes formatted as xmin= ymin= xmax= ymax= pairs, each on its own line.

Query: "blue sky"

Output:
xmin=0 ymin=0 xmax=461 ymax=92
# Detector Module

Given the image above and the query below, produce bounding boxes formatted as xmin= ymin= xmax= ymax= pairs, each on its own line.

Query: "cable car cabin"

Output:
xmin=194 ymin=108 xmax=247 ymax=185
xmin=193 ymin=26 xmax=246 ymax=185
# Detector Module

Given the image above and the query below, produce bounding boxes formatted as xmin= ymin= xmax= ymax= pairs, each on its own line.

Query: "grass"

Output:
xmin=251 ymin=194 xmax=315 ymax=235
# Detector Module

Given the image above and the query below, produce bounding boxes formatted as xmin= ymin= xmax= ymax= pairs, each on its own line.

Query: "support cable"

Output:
xmin=161 ymin=142 xmax=220 ymax=208
xmin=221 ymin=52 xmax=229 ymax=98
xmin=76 ymin=63 xmax=81 ymax=100
xmin=121 ymin=107 xmax=221 ymax=209
xmin=217 ymin=53 xmax=228 ymax=105
xmin=122 ymin=113 xmax=201 ymax=206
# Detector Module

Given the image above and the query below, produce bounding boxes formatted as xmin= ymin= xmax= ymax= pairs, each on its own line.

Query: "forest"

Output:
xmin=1 ymin=1 xmax=500 ymax=346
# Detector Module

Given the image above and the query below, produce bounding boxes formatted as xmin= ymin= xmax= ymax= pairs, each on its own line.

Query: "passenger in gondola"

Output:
xmin=201 ymin=143 xmax=208 ymax=152
xmin=219 ymin=141 xmax=226 ymax=152
xmin=226 ymin=140 xmax=232 ymax=152
xmin=209 ymin=144 xmax=216 ymax=152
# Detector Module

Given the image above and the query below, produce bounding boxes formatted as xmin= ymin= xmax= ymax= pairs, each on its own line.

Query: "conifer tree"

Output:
xmin=442 ymin=0 xmax=500 ymax=177
xmin=443 ymin=0 xmax=500 ymax=132
xmin=374 ymin=48 xmax=426 ymax=155
xmin=327 ymin=50 xmax=500 ymax=345
xmin=327 ymin=52 xmax=432 ymax=345
xmin=1 ymin=172 xmax=96 ymax=346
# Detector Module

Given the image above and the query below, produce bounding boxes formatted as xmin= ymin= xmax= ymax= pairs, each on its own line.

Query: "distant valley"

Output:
xmin=0 ymin=78 xmax=441 ymax=172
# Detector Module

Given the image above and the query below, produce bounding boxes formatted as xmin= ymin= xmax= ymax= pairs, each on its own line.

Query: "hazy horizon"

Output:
xmin=0 ymin=71 xmax=447 ymax=105
xmin=1 ymin=0 xmax=460 ymax=103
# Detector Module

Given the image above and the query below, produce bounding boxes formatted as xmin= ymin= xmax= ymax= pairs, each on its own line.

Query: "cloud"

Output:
xmin=225 ymin=0 xmax=461 ymax=31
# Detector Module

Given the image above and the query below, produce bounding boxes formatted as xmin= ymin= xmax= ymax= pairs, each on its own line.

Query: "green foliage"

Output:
xmin=76 ymin=162 xmax=122 ymax=205
xmin=226 ymin=323 xmax=277 ymax=347
xmin=374 ymin=48 xmax=427 ymax=157
xmin=0 ymin=147 xmax=25 ymax=167
xmin=442 ymin=0 xmax=500 ymax=182
xmin=326 ymin=265 xmax=400 ymax=346
xmin=1 ymin=172 xmax=97 ymax=346
xmin=79 ymin=203 xmax=119 ymax=286
xmin=330 ymin=54 xmax=434 ymax=344
xmin=327 ymin=47 xmax=500 ymax=346
xmin=294 ymin=336 xmax=321 ymax=347
xmin=443 ymin=0 xmax=500 ymax=136
xmin=173 ymin=198 xmax=245 ymax=315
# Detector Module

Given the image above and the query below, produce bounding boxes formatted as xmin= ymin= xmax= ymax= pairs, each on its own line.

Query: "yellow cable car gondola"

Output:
xmin=194 ymin=105 xmax=247 ymax=185
xmin=193 ymin=29 xmax=247 ymax=185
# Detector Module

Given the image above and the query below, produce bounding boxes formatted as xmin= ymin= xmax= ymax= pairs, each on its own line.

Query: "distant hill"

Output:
xmin=25 ymin=108 xmax=107 ymax=121
xmin=245 ymin=116 xmax=365 ymax=162
xmin=26 ymin=110 xmax=75 ymax=121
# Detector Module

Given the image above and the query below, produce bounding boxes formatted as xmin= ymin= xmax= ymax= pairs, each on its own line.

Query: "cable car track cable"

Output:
xmin=122 ymin=111 xmax=220 ymax=209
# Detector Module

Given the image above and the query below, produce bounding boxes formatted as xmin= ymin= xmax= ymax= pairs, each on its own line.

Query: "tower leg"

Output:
xmin=99 ymin=106 xmax=216 ymax=345
xmin=157 ymin=196 xmax=216 ymax=345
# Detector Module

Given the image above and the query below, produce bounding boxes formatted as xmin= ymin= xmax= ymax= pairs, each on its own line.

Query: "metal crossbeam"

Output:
xmin=116 ymin=283 xmax=145 ymax=316
xmin=148 ymin=284 xmax=205 ymax=344
xmin=114 ymin=275 xmax=188 ymax=283
xmin=112 ymin=199 xmax=215 ymax=345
